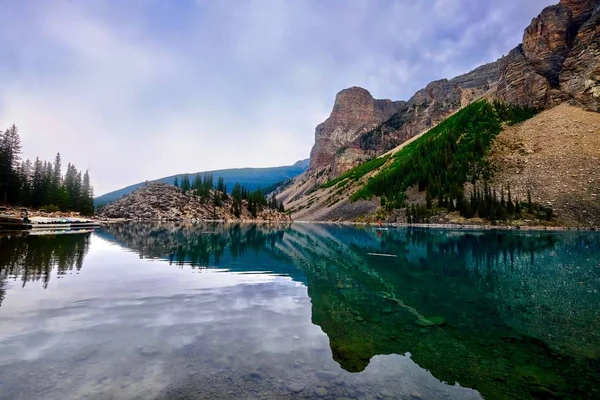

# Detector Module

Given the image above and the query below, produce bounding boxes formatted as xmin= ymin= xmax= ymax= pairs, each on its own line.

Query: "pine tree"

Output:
xmin=527 ymin=190 xmax=533 ymax=214
xmin=79 ymin=170 xmax=94 ymax=216
xmin=507 ymin=186 xmax=514 ymax=214
xmin=173 ymin=176 xmax=179 ymax=188
xmin=0 ymin=125 xmax=94 ymax=212
xmin=19 ymin=159 xmax=32 ymax=206
xmin=1 ymin=125 xmax=22 ymax=204
xmin=231 ymin=183 xmax=242 ymax=217
xmin=181 ymin=174 xmax=191 ymax=192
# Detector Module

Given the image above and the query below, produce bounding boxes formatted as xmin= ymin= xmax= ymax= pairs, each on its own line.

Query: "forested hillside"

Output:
xmin=0 ymin=124 xmax=94 ymax=215
xmin=350 ymin=101 xmax=544 ymax=221
xmin=283 ymin=100 xmax=576 ymax=224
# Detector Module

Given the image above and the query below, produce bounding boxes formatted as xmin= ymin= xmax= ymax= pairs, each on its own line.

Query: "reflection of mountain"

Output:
xmin=279 ymin=227 xmax=600 ymax=399
xmin=99 ymin=222 xmax=307 ymax=283
xmin=99 ymin=223 xmax=600 ymax=400
xmin=0 ymin=232 xmax=92 ymax=305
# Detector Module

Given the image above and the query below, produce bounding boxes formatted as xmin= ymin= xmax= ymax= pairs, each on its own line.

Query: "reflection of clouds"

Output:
xmin=0 ymin=230 xmax=492 ymax=400
xmin=0 ymin=277 xmax=321 ymax=399
xmin=0 ymin=274 xmax=481 ymax=400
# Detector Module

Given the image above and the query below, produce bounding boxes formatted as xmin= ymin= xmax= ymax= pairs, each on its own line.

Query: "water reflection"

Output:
xmin=0 ymin=223 xmax=599 ymax=400
xmin=101 ymin=222 xmax=600 ymax=399
xmin=0 ymin=232 xmax=91 ymax=295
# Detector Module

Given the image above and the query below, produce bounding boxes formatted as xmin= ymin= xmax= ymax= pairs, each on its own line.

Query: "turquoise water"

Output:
xmin=0 ymin=223 xmax=599 ymax=399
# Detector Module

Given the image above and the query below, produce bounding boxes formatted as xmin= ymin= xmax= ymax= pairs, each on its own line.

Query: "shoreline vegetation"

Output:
xmin=0 ymin=124 xmax=95 ymax=216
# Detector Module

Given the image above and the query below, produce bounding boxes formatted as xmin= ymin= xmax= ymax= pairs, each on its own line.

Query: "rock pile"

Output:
xmin=97 ymin=183 xmax=290 ymax=222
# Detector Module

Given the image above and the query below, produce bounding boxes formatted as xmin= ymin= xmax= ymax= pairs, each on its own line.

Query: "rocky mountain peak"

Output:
xmin=309 ymin=87 xmax=405 ymax=170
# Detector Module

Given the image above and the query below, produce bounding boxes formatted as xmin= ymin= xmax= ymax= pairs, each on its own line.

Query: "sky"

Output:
xmin=0 ymin=0 xmax=556 ymax=196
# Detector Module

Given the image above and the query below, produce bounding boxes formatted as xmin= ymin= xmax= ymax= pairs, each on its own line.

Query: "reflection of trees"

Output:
xmin=273 ymin=226 xmax=600 ymax=400
xmin=0 ymin=232 xmax=91 ymax=300
xmin=99 ymin=222 xmax=600 ymax=399
xmin=101 ymin=222 xmax=291 ymax=269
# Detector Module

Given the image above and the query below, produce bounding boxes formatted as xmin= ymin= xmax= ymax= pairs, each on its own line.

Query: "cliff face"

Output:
xmin=497 ymin=0 xmax=600 ymax=110
xmin=309 ymin=60 xmax=500 ymax=176
xmin=309 ymin=87 xmax=405 ymax=170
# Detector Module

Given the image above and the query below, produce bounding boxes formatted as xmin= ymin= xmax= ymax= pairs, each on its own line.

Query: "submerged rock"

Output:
xmin=415 ymin=316 xmax=446 ymax=327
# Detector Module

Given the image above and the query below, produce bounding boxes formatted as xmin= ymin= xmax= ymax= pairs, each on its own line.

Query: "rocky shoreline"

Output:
xmin=96 ymin=217 xmax=598 ymax=232
xmin=293 ymin=220 xmax=599 ymax=232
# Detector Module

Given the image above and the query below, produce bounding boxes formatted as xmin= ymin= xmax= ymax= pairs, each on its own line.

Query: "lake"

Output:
xmin=0 ymin=223 xmax=599 ymax=400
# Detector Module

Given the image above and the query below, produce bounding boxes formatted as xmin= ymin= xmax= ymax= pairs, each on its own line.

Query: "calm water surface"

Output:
xmin=0 ymin=223 xmax=599 ymax=400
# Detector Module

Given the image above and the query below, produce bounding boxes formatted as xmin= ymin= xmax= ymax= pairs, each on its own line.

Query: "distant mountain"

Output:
xmin=95 ymin=159 xmax=309 ymax=207
xmin=293 ymin=158 xmax=310 ymax=169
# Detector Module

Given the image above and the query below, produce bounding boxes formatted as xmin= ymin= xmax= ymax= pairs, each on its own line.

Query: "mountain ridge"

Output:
xmin=95 ymin=159 xmax=309 ymax=207
xmin=306 ymin=0 xmax=599 ymax=184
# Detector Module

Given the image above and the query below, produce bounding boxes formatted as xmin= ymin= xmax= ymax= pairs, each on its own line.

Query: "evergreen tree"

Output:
xmin=18 ymin=159 xmax=32 ymax=206
xmin=193 ymin=174 xmax=201 ymax=194
xmin=507 ymin=186 xmax=514 ymax=214
xmin=0 ymin=124 xmax=96 ymax=213
xmin=1 ymin=125 xmax=22 ymax=204
xmin=79 ymin=170 xmax=94 ymax=216
xmin=31 ymin=157 xmax=44 ymax=207
xmin=173 ymin=176 xmax=179 ymax=188
xmin=181 ymin=174 xmax=191 ymax=191
xmin=231 ymin=183 xmax=242 ymax=217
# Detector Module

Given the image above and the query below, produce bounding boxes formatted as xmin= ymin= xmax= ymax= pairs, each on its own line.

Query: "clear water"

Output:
xmin=0 ymin=223 xmax=599 ymax=400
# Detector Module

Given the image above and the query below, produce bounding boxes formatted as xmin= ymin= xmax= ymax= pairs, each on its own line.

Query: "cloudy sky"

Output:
xmin=0 ymin=0 xmax=555 ymax=195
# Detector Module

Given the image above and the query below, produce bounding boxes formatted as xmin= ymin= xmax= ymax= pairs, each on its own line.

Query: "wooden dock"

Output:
xmin=0 ymin=214 xmax=101 ymax=234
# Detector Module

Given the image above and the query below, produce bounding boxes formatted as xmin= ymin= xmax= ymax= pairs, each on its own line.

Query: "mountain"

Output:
xmin=301 ymin=0 xmax=598 ymax=184
xmin=309 ymin=62 xmax=500 ymax=177
xmin=95 ymin=159 xmax=309 ymax=207
xmin=277 ymin=0 xmax=600 ymax=226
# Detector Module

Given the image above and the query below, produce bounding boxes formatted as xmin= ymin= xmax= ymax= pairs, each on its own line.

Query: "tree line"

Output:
xmin=173 ymin=173 xmax=284 ymax=217
xmin=407 ymin=185 xmax=552 ymax=223
xmin=0 ymin=125 xmax=94 ymax=215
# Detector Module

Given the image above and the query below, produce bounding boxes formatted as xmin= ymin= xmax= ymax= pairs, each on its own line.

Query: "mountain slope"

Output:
xmin=488 ymin=103 xmax=600 ymax=226
xmin=95 ymin=160 xmax=308 ymax=207
xmin=281 ymin=101 xmax=600 ymax=227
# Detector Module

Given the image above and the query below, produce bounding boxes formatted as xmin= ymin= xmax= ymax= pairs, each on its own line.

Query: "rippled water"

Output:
xmin=0 ymin=223 xmax=599 ymax=400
